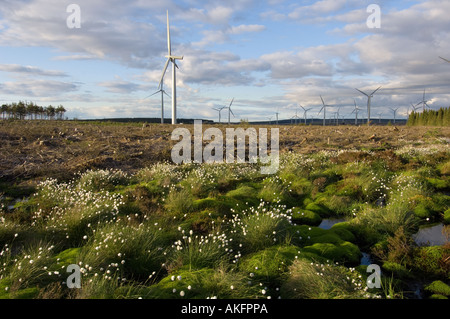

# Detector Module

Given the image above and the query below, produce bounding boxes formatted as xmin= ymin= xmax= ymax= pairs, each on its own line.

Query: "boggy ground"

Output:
xmin=1 ymin=120 xmax=449 ymax=186
xmin=0 ymin=120 xmax=449 ymax=300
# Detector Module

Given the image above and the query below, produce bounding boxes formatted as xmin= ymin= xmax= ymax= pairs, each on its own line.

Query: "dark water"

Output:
xmin=318 ymin=218 xmax=347 ymax=230
xmin=413 ymin=223 xmax=448 ymax=246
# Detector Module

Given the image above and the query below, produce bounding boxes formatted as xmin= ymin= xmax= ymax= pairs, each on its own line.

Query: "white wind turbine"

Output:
xmin=212 ymin=106 xmax=226 ymax=123
xmin=351 ymin=99 xmax=361 ymax=125
xmin=158 ymin=11 xmax=183 ymax=125
xmin=290 ymin=108 xmax=301 ymax=124
xmin=300 ymin=105 xmax=312 ymax=125
xmin=226 ymin=98 xmax=235 ymax=125
xmin=416 ymin=89 xmax=431 ymax=112
xmin=389 ymin=107 xmax=399 ymax=124
xmin=318 ymin=95 xmax=331 ymax=126
xmin=410 ymin=103 xmax=421 ymax=113
xmin=146 ymin=82 xmax=170 ymax=124
xmin=355 ymin=86 xmax=381 ymax=125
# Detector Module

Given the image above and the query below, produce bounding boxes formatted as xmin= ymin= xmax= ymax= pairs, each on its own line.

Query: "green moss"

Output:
xmin=382 ymin=262 xmax=412 ymax=279
xmin=413 ymin=246 xmax=449 ymax=278
xmin=426 ymin=177 xmax=450 ymax=190
xmin=329 ymin=224 xmax=357 ymax=242
xmin=53 ymin=247 xmax=82 ymax=266
xmin=14 ymin=287 xmax=40 ymax=299
xmin=239 ymin=245 xmax=300 ymax=283
xmin=133 ymin=267 xmax=259 ymax=299
xmin=304 ymin=202 xmax=332 ymax=217
xmin=444 ymin=209 xmax=450 ymax=225
xmin=302 ymin=241 xmax=361 ymax=265
xmin=225 ymin=185 xmax=260 ymax=207
xmin=425 ymin=280 xmax=450 ymax=297
xmin=291 ymin=208 xmax=322 ymax=226
xmin=429 ymin=294 xmax=448 ymax=299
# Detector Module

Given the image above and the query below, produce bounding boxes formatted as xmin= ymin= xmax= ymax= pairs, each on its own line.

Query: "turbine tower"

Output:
xmin=318 ymin=95 xmax=330 ymax=126
xmin=226 ymin=98 xmax=235 ymax=125
xmin=355 ymin=86 xmax=381 ymax=126
xmin=300 ymin=105 xmax=312 ymax=125
xmin=159 ymin=11 xmax=183 ymax=125
xmin=146 ymin=82 xmax=170 ymax=124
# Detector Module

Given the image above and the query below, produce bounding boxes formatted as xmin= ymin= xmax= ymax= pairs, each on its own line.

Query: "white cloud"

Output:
xmin=0 ymin=64 xmax=68 ymax=77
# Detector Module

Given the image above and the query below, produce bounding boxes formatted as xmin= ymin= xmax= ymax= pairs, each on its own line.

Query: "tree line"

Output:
xmin=0 ymin=101 xmax=66 ymax=120
xmin=407 ymin=107 xmax=450 ymax=126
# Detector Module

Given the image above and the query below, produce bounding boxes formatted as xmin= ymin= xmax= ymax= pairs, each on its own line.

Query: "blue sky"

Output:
xmin=0 ymin=0 xmax=449 ymax=121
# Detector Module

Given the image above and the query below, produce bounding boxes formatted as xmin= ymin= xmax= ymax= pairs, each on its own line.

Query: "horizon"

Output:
xmin=1 ymin=1 xmax=449 ymax=122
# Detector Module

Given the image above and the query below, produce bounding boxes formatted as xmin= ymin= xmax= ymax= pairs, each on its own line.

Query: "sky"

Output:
xmin=0 ymin=0 xmax=449 ymax=122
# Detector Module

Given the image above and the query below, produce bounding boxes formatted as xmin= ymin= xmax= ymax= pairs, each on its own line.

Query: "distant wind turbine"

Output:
xmin=226 ymin=98 xmax=235 ymax=125
xmin=351 ymin=99 xmax=361 ymax=125
xmin=300 ymin=105 xmax=312 ymax=125
xmin=158 ymin=11 xmax=183 ymax=125
xmin=275 ymin=111 xmax=279 ymax=125
xmin=291 ymin=109 xmax=301 ymax=125
xmin=355 ymin=86 xmax=381 ymax=126
xmin=318 ymin=95 xmax=331 ymax=126
xmin=212 ymin=106 xmax=226 ymax=123
xmin=389 ymin=107 xmax=399 ymax=124
xmin=410 ymin=103 xmax=421 ymax=113
xmin=416 ymin=89 xmax=431 ymax=112
xmin=378 ymin=112 xmax=383 ymax=124
xmin=146 ymin=82 xmax=170 ymax=124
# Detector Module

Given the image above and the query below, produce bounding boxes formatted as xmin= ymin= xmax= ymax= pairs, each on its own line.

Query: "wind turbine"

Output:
xmin=212 ymin=106 xmax=226 ymax=123
xmin=410 ymin=103 xmax=421 ymax=113
xmin=226 ymin=98 xmax=235 ymax=125
xmin=351 ymin=99 xmax=361 ymax=125
xmin=416 ymin=89 xmax=431 ymax=112
xmin=355 ymin=86 xmax=381 ymax=125
xmin=300 ymin=105 xmax=312 ymax=125
xmin=318 ymin=95 xmax=331 ymax=126
xmin=389 ymin=107 xmax=399 ymax=124
xmin=378 ymin=112 xmax=383 ymax=124
xmin=158 ymin=11 xmax=183 ymax=125
xmin=146 ymin=82 xmax=170 ymax=124
xmin=334 ymin=107 xmax=341 ymax=125
xmin=290 ymin=109 xmax=301 ymax=124
xmin=275 ymin=111 xmax=279 ymax=125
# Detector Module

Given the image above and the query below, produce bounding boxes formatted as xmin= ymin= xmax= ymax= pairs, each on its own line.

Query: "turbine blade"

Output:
xmin=167 ymin=11 xmax=171 ymax=56
xmin=439 ymin=56 xmax=450 ymax=63
xmin=355 ymin=88 xmax=368 ymax=96
xmin=229 ymin=98 xmax=234 ymax=108
xmin=158 ymin=59 xmax=170 ymax=89
xmin=371 ymin=86 xmax=381 ymax=95
xmin=320 ymin=95 xmax=325 ymax=105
